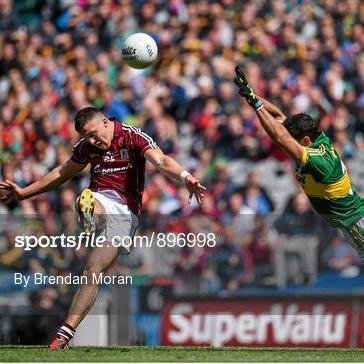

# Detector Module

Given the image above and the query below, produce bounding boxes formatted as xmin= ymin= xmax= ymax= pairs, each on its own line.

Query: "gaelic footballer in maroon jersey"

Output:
xmin=71 ymin=122 xmax=158 ymax=215
xmin=0 ymin=106 xmax=206 ymax=350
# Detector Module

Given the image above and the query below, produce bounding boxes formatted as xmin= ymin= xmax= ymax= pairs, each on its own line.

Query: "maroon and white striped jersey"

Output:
xmin=71 ymin=122 xmax=159 ymax=214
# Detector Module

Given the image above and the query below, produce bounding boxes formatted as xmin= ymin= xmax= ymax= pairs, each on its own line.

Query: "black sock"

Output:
xmin=57 ymin=323 xmax=76 ymax=341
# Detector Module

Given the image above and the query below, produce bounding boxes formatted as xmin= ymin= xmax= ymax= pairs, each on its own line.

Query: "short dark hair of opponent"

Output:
xmin=283 ymin=112 xmax=320 ymax=141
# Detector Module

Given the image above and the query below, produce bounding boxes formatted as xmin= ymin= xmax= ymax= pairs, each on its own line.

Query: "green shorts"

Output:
xmin=341 ymin=217 xmax=364 ymax=262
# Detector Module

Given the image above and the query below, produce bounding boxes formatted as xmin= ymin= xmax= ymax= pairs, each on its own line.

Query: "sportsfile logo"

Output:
xmin=163 ymin=302 xmax=348 ymax=347
xmin=14 ymin=232 xmax=216 ymax=251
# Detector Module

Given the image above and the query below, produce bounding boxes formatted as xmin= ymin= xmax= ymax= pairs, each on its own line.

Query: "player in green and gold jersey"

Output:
xmin=234 ymin=65 xmax=364 ymax=260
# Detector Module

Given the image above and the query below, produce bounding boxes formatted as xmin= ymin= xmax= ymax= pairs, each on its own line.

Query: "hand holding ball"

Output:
xmin=122 ymin=33 xmax=158 ymax=69
xmin=0 ymin=187 xmax=13 ymax=204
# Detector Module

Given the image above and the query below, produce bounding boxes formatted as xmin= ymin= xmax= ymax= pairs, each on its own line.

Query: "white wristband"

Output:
xmin=180 ymin=170 xmax=191 ymax=185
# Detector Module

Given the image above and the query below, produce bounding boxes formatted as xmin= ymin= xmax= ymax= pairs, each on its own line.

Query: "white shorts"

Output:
xmin=92 ymin=190 xmax=139 ymax=254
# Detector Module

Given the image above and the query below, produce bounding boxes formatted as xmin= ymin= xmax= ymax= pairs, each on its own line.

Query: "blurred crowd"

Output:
xmin=0 ymin=0 xmax=364 ymax=317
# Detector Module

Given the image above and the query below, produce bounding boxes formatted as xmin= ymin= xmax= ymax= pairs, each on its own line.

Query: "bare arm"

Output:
xmin=145 ymin=148 xmax=185 ymax=182
xmin=256 ymin=105 xmax=304 ymax=163
xmin=144 ymin=148 xmax=206 ymax=204
xmin=0 ymin=159 xmax=87 ymax=201
xmin=234 ymin=65 xmax=303 ymax=162
xmin=259 ymin=96 xmax=287 ymax=123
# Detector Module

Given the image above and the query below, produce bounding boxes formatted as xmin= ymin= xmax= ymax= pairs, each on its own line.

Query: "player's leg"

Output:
xmin=48 ymin=243 xmax=120 ymax=350
xmin=49 ymin=189 xmax=112 ymax=350
xmin=341 ymin=217 xmax=364 ymax=262
xmin=66 ymin=243 xmax=120 ymax=327
xmin=49 ymin=190 xmax=137 ymax=350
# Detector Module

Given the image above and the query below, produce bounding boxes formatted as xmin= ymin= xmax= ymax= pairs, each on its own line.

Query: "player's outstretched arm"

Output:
xmin=145 ymin=148 xmax=206 ymax=204
xmin=255 ymin=107 xmax=304 ymax=163
xmin=234 ymin=65 xmax=304 ymax=164
xmin=0 ymin=158 xmax=87 ymax=203
xmin=258 ymin=96 xmax=287 ymax=124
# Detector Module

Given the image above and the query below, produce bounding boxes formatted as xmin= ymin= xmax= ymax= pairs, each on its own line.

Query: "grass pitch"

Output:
xmin=1 ymin=346 xmax=364 ymax=362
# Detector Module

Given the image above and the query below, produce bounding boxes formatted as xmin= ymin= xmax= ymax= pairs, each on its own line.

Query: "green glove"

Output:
xmin=234 ymin=65 xmax=263 ymax=110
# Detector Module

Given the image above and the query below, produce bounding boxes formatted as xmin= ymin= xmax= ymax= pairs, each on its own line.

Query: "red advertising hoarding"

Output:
xmin=161 ymin=298 xmax=355 ymax=347
xmin=356 ymin=300 xmax=364 ymax=347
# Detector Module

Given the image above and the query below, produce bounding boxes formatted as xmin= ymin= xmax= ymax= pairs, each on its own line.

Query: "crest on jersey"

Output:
xmin=120 ymin=149 xmax=129 ymax=161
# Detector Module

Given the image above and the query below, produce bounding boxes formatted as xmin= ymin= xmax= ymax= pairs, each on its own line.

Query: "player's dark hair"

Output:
xmin=74 ymin=107 xmax=103 ymax=132
xmin=283 ymin=112 xmax=320 ymax=141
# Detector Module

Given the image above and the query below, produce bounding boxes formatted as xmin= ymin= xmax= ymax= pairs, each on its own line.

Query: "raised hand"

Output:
xmin=234 ymin=65 xmax=263 ymax=110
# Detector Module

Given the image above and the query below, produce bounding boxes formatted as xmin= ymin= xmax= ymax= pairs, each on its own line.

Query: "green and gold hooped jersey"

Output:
xmin=296 ymin=132 xmax=364 ymax=228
